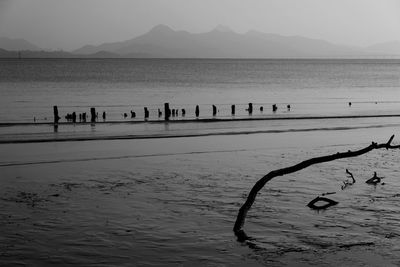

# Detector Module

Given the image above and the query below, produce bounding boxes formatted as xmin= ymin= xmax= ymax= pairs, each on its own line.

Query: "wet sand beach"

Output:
xmin=1 ymin=122 xmax=400 ymax=266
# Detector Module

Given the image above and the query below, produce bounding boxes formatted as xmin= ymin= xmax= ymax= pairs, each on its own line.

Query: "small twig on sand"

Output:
xmin=346 ymin=169 xmax=356 ymax=183
xmin=341 ymin=169 xmax=356 ymax=190
xmin=366 ymin=171 xmax=384 ymax=185
xmin=321 ymin=192 xmax=336 ymax=196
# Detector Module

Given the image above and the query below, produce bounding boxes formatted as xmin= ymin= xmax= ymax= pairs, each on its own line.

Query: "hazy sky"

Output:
xmin=1 ymin=0 xmax=399 ymax=50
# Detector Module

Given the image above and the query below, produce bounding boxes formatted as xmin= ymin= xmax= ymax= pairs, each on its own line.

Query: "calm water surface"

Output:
xmin=1 ymin=58 xmax=400 ymax=122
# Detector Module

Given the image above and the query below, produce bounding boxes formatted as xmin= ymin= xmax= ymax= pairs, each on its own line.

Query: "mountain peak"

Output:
xmin=149 ymin=24 xmax=175 ymax=34
xmin=212 ymin=25 xmax=235 ymax=33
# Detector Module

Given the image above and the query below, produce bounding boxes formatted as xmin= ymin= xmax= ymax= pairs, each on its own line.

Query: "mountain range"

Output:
xmin=1 ymin=25 xmax=400 ymax=58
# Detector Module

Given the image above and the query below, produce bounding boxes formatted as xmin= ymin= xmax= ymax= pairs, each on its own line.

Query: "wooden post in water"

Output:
xmin=231 ymin=105 xmax=235 ymax=116
xmin=53 ymin=106 xmax=60 ymax=124
xmin=90 ymin=107 xmax=96 ymax=123
xmin=195 ymin=105 xmax=200 ymax=118
xmin=248 ymin=103 xmax=253 ymax=114
xmin=164 ymin=103 xmax=171 ymax=120
xmin=212 ymin=105 xmax=217 ymax=116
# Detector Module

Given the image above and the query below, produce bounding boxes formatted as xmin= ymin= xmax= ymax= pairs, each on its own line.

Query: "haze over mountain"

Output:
xmin=73 ymin=24 xmax=368 ymax=58
xmin=0 ymin=37 xmax=40 ymax=51
xmin=366 ymin=41 xmax=400 ymax=55
xmin=1 ymin=25 xmax=400 ymax=58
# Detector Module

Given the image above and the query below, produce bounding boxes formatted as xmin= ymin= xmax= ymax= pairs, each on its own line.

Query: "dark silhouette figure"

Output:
xmin=144 ymin=107 xmax=149 ymax=119
xmin=181 ymin=108 xmax=186 ymax=116
xmin=272 ymin=104 xmax=277 ymax=112
xmin=260 ymin=106 xmax=263 ymax=112
xmin=102 ymin=111 xmax=106 ymax=121
xmin=349 ymin=102 xmax=352 ymax=107
xmin=287 ymin=104 xmax=291 ymax=111
xmin=195 ymin=105 xmax=200 ymax=117
xmin=172 ymin=109 xmax=175 ymax=117
xmin=158 ymin=109 xmax=162 ymax=117
xmin=124 ymin=113 xmax=128 ymax=118
xmin=231 ymin=105 xmax=235 ymax=116
xmin=212 ymin=105 xmax=217 ymax=116
xmin=72 ymin=112 xmax=77 ymax=123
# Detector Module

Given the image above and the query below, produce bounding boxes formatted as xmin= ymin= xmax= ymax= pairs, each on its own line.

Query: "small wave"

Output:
xmin=0 ymin=148 xmax=251 ymax=167
xmin=1 ymin=113 xmax=400 ymax=127
xmin=0 ymin=122 xmax=399 ymax=144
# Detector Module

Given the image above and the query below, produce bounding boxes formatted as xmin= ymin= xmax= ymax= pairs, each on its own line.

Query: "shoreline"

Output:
xmin=1 ymin=112 xmax=400 ymax=127
xmin=1 ymin=122 xmax=399 ymax=144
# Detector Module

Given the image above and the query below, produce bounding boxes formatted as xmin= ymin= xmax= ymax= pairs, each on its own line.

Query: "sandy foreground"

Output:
xmin=1 ymin=124 xmax=400 ymax=266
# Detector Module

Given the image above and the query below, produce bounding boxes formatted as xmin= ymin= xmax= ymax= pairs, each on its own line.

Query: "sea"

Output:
xmin=1 ymin=58 xmax=400 ymax=123
xmin=1 ymin=58 xmax=400 ymax=266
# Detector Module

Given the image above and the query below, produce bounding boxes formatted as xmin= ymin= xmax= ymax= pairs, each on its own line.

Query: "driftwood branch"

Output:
xmin=234 ymin=135 xmax=400 ymax=242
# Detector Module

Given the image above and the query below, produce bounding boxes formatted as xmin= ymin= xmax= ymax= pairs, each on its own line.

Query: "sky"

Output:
xmin=0 ymin=0 xmax=399 ymax=51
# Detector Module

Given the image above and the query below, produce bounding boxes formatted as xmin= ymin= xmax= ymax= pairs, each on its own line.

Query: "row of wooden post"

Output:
xmin=54 ymin=102 xmax=286 ymax=124
xmin=53 ymin=106 xmax=97 ymax=124
xmin=163 ymin=102 xmax=275 ymax=120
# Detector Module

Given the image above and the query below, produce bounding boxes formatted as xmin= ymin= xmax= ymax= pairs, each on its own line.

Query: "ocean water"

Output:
xmin=1 ymin=58 xmax=400 ymax=123
xmin=1 ymin=59 xmax=400 ymax=266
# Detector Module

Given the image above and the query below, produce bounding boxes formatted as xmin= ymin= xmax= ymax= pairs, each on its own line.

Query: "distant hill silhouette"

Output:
xmin=73 ymin=24 xmax=369 ymax=58
xmin=0 ymin=37 xmax=40 ymax=51
xmin=1 ymin=25 xmax=400 ymax=58
xmin=0 ymin=49 xmax=122 ymax=58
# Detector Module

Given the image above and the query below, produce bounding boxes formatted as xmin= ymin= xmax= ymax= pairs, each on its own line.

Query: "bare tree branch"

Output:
xmin=234 ymin=135 xmax=400 ymax=242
